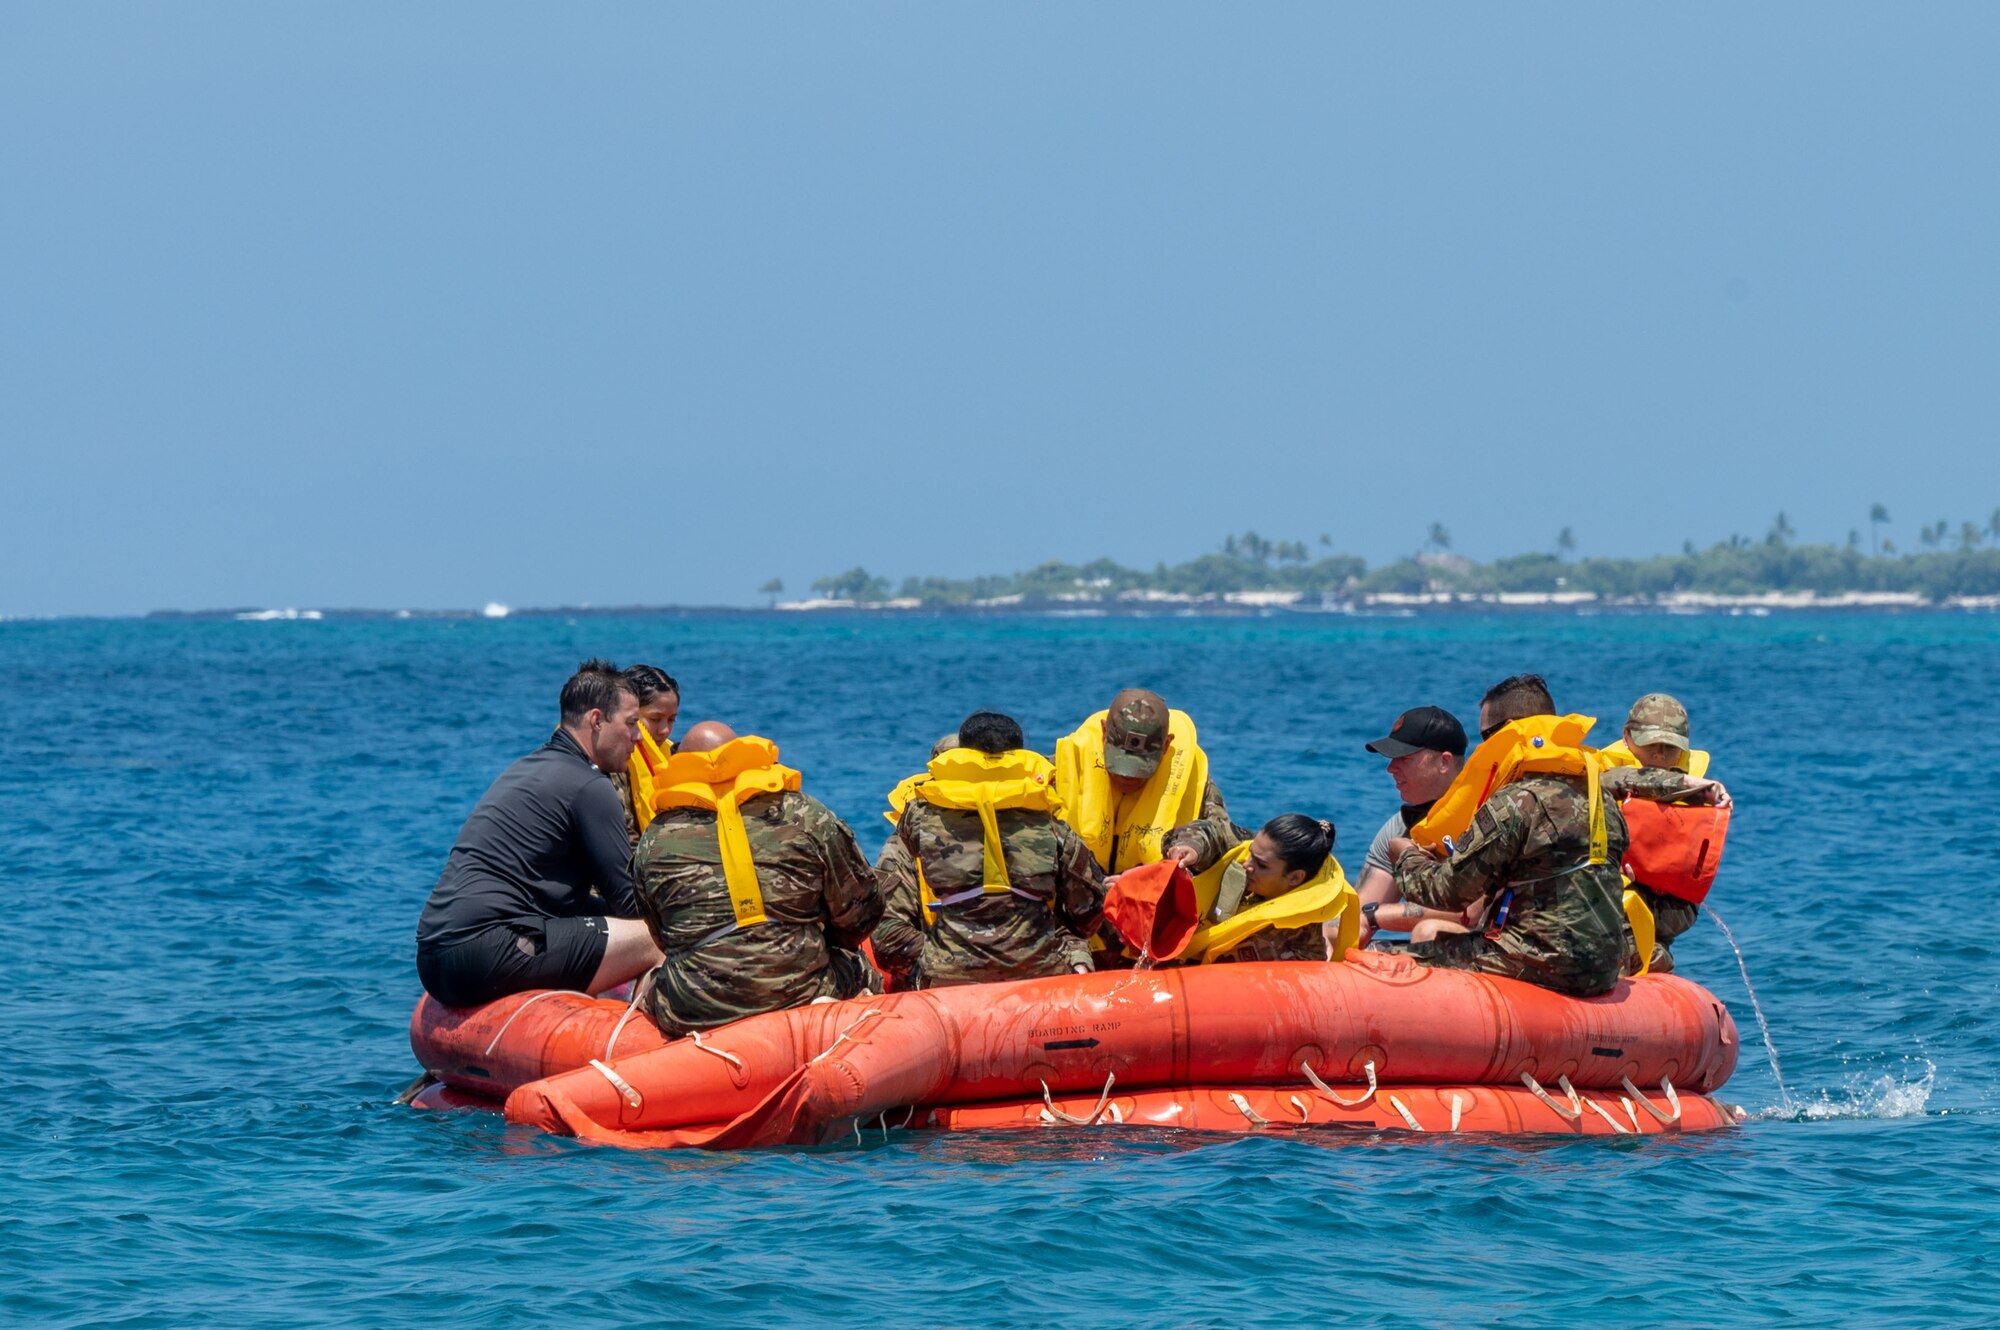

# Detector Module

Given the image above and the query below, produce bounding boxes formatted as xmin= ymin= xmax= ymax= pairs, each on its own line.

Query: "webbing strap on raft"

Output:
xmin=1520 ymin=1071 xmax=1584 ymax=1121
xmin=1227 ymin=1093 xmax=1270 ymax=1126
xmin=1038 ymin=1071 xmax=1118 ymax=1126
xmin=1302 ymin=1058 xmax=1377 ymax=1107
xmin=587 ymin=1058 xmax=643 ymax=1111
xmin=1620 ymin=1074 xmax=1683 ymax=1125
xmin=1387 ymin=1094 xmax=1424 ymax=1132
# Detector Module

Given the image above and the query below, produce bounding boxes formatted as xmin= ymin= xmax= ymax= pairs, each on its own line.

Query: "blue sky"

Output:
xmin=4 ymin=4 xmax=1995 ymax=615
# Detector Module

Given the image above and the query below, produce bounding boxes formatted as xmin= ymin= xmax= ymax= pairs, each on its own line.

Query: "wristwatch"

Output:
xmin=1361 ymin=902 xmax=1380 ymax=923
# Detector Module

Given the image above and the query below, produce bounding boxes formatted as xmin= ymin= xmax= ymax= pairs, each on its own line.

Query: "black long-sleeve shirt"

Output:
xmin=416 ymin=729 xmax=639 ymax=948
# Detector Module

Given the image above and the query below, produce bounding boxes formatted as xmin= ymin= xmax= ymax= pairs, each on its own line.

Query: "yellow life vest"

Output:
xmin=624 ymin=722 xmax=673 ymax=835
xmin=1184 ymin=840 xmax=1359 ymax=964
xmin=1623 ymin=888 xmax=1656 ymax=977
xmin=1600 ymin=739 xmax=1712 ymax=780
xmin=1054 ymin=709 xmax=1208 ymax=873
xmin=651 ymin=737 xmax=802 ymax=930
xmin=912 ymin=748 xmax=1064 ymax=905
xmin=1410 ymin=714 xmax=1612 ymax=866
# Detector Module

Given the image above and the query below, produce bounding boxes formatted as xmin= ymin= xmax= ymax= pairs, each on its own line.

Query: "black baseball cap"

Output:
xmin=1365 ymin=706 xmax=1468 ymax=759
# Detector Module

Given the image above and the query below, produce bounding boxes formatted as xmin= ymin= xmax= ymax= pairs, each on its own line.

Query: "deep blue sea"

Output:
xmin=4 ymin=611 xmax=1996 ymax=1327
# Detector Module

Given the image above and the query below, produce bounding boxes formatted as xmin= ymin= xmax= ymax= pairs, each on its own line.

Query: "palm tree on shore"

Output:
xmin=1869 ymin=503 xmax=1890 ymax=556
xmin=1768 ymin=512 xmax=1795 ymax=547
xmin=759 ymin=577 xmax=784 ymax=607
xmin=1426 ymin=522 xmax=1451 ymax=553
xmin=1961 ymin=522 xmax=1983 ymax=551
xmin=1556 ymin=527 xmax=1576 ymax=561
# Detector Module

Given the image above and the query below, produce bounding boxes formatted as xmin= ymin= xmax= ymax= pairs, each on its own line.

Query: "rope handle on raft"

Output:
xmin=1620 ymin=1075 xmax=1683 ymax=1125
xmin=1039 ymin=1072 xmax=1118 ymax=1126
xmin=688 ymin=1029 xmax=747 ymax=1073
xmin=1519 ymin=1072 xmax=1583 ymax=1121
xmin=602 ymin=972 xmax=656 ymax=1062
xmin=1301 ymin=1058 xmax=1377 ymax=1107
xmin=480 ymin=989 xmax=590 ymax=1057
xmin=587 ymin=1058 xmax=643 ymax=1111
xmin=808 ymin=1007 xmax=891 ymax=1066
xmin=1449 ymin=1094 xmax=1465 ymax=1133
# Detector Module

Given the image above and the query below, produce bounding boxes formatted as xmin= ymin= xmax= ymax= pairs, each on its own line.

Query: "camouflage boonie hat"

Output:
xmin=1625 ymin=693 xmax=1690 ymax=749
xmin=1104 ymin=691 xmax=1170 ymax=778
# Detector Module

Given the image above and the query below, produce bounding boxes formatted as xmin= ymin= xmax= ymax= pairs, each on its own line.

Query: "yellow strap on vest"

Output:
xmin=1186 ymin=841 xmax=1359 ymax=963
xmin=1623 ymin=888 xmax=1655 ymax=976
xmin=1600 ymin=739 xmax=1712 ymax=781
xmin=1412 ymin=714 xmax=1610 ymax=864
xmin=625 ymin=723 xmax=672 ymax=835
xmin=914 ymin=748 xmax=1063 ymax=894
xmin=652 ymin=737 xmax=802 ymax=930
xmin=1054 ymin=709 xmax=1207 ymax=873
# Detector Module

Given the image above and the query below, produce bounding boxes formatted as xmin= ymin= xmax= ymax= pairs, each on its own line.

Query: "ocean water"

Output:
xmin=3 ymin=611 xmax=1996 ymax=1328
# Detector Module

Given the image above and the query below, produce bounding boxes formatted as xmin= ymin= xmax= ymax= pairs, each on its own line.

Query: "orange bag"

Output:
xmin=1103 ymin=860 xmax=1199 ymax=962
xmin=1620 ymin=798 xmax=1730 ymax=904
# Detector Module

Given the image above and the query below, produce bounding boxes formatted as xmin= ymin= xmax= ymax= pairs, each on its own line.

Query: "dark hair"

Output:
xmin=957 ymin=710 xmax=1024 ymax=755
xmin=622 ymin=664 xmax=680 ymax=705
xmin=1261 ymin=813 xmax=1335 ymax=877
xmin=1480 ymin=673 xmax=1555 ymax=727
xmin=559 ymin=659 xmax=631 ymax=723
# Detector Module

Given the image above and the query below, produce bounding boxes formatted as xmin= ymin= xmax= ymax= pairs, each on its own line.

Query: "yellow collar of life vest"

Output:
xmin=1054 ymin=709 xmax=1207 ymax=873
xmin=1187 ymin=840 xmax=1358 ymax=964
xmin=913 ymin=748 xmax=1062 ymax=895
xmin=624 ymin=722 xmax=673 ymax=835
xmin=883 ymin=771 xmax=927 ymax=827
xmin=1411 ymin=714 xmax=1612 ymax=866
xmin=652 ymin=737 xmax=802 ymax=929
xmin=1600 ymin=738 xmax=1711 ymax=780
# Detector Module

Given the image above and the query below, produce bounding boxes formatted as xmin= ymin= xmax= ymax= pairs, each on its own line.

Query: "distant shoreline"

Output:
xmin=89 ymin=590 xmax=1997 ymax=623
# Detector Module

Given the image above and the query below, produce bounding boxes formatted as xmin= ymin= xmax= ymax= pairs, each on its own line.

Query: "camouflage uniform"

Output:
xmin=868 ymin=834 xmax=929 ymax=986
xmin=607 ymin=769 xmax=643 ymax=846
xmin=632 ymin=790 xmax=883 ymax=1035
xmin=1162 ymin=818 xmax=1327 ymax=963
xmin=1394 ymin=774 xmax=1632 ymax=997
xmin=1607 ymin=694 xmax=1711 ymax=973
xmin=876 ymin=801 xmax=1105 ymax=988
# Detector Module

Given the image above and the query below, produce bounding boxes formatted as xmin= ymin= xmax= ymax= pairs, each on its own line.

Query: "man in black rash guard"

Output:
xmin=1349 ymin=705 xmax=1469 ymax=949
xmin=415 ymin=660 xmax=665 ymax=1008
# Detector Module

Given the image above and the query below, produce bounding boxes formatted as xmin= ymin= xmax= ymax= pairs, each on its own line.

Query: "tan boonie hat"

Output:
xmin=1104 ymin=690 xmax=1170 ymax=779
xmin=1625 ymin=693 xmax=1690 ymax=749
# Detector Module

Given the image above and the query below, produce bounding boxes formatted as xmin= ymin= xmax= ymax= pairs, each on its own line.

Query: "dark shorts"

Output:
xmin=416 ymin=915 xmax=610 ymax=1009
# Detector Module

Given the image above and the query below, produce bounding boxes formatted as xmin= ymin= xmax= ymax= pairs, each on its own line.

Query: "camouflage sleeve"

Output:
xmin=1051 ymin=821 xmax=1108 ymax=939
xmin=868 ymin=815 xmax=927 ymax=975
xmin=1601 ymin=766 xmax=1709 ymax=802
xmin=800 ymin=795 xmax=885 ymax=949
xmin=1394 ymin=787 xmax=1531 ymax=911
xmin=1162 ymin=817 xmax=1247 ymax=873
xmin=1198 ymin=778 xmax=1229 ymax=825
xmin=607 ymin=769 xmax=642 ymax=846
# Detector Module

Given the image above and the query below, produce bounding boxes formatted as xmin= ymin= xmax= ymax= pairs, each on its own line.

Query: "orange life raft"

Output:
xmin=408 ymin=950 xmax=1741 ymax=1147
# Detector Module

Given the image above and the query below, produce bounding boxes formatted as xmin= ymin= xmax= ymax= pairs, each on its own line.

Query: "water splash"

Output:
xmin=1706 ymin=908 xmax=1795 ymax=1113
xmin=1748 ymin=1060 xmax=1936 ymax=1123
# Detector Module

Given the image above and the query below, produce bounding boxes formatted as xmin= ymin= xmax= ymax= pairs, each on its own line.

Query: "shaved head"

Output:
xmin=678 ymin=720 xmax=739 ymax=753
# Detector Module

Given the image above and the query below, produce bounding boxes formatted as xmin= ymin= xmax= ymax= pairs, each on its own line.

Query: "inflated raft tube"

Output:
xmin=410 ymin=990 xmax=667 ymax=1100
xmin=501 ymin=951 xmax=1739 ymax=1150
xmin=927 ymin=1082 xmax=1741 ymax=1136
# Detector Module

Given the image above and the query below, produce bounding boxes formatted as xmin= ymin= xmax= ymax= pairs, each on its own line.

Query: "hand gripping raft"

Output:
xmin=485 ymin=951 xmax=1742 ymax=1150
